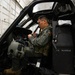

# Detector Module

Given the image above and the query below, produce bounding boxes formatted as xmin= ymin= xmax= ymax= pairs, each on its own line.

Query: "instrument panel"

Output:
xmin=13 ymin=27 xmax=32 ymax=44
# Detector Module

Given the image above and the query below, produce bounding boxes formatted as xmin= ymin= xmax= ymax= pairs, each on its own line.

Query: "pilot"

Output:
xmin=4 ymin=15 xmax=52 ymax=75
xmin=28 ymin=15 xmax=52 ymax=56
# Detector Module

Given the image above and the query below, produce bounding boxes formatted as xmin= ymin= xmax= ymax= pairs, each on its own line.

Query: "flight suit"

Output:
xmin=28 ymin=25 xmax=52 ymax=56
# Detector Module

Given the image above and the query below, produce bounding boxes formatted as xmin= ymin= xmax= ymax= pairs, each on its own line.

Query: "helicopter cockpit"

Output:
xmin=0 ymin=0 xmax=75 ymax=75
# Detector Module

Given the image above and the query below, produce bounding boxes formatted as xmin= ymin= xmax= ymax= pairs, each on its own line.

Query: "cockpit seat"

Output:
xmin=52 ymin=23 xmax=74 ymax=74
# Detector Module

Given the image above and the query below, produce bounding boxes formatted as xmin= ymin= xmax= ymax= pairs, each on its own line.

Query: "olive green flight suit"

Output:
xmin=28 ymin=26 xmax=52 ymax=56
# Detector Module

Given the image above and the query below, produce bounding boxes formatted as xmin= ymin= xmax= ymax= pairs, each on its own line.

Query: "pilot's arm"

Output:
xmin=28 ymin=28 xmax=51 ymax=46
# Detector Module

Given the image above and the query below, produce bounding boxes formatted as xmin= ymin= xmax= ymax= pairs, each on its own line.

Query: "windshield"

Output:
xmin=33 ymin=2 xmax=54 ymax=13
xmin=58 ymin=20 xmax=72 ymax=25
xmin=29 ymin=24 xmax=40 ymax=34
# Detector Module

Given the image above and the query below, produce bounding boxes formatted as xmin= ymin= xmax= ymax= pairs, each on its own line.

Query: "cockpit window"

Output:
xmin=17 ymin=14 xmax=31 ymax=27
xmin=29 ymin=24 xmax=40 ymax=34
xmin=23 ymin=20 xmax=33 ymax=28
xmin=58 ymin=20 xmax=72 ymax=25
xmin=33 ymin=2 xmax=54 ymax=13
xmin=20 ymin=14 xmax=29 ymax=23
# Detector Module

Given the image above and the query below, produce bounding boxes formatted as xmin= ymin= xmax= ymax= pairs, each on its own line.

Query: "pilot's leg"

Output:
xmin=3 ymin=58 xmax=22 ymax=75
xmin=4 ymin=55 xmax=28 ymax=75
xmin=4 ymin=68 xmax=21 ymax=75
xmin=3 ymin=46 xmax=33 ymax=75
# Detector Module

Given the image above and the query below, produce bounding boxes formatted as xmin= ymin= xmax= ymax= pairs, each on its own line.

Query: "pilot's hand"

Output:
xmin=28 ymin=34 xmax=32 ymax=38
xmin=32 ymin=33 xmax=37 ymax=37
